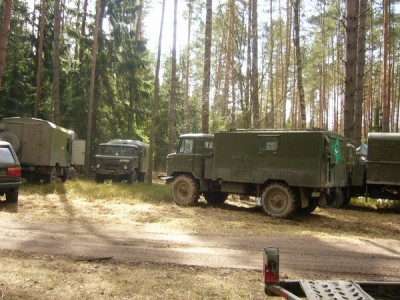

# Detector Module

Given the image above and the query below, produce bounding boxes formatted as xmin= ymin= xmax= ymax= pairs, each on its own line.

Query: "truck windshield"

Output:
xmin=98 ymin=145 xmax=135 ymax=156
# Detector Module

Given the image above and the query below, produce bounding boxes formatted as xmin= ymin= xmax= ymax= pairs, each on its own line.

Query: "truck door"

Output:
xmin=173 ymin=138 xmax=195 ymax=175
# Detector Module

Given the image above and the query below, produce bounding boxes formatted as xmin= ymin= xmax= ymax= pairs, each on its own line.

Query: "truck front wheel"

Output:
xmin=171 ymin=175 xmax=199 ymax=206
xmin=261 ymin=183 xmax=298 ymax=219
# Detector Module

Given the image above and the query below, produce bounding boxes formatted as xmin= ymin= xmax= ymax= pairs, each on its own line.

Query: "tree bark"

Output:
xmin=85 ymin=0 xmax=101 ymax=176
xmin=184 ymin=1 xmax=192 ymax=132
xmin=168 ymin=0 xmax=178 ymax=153
xmin=251 ymin=0 xmax=259 ymax=128
xmin=381 ymin=0 xmax=390 ymax=132
xmin=201 ymin=0 xmax=212 ymax=133
xmin=293 ymin=0 xmax=306 ymax=128
xmin=52 ymin=0 xmax=62 ymax=125
xmin=147 ymin=0 xmax=166 ymax=184
xmin=354 ymin=0 xmax=367 ymax=146
xmin=34 ymin=0 xmax=46 ymax=118
xmin=0 ymin=0 xmax=12 ymax=87
xmin=344 ymin=0 xmax=358 ymax=141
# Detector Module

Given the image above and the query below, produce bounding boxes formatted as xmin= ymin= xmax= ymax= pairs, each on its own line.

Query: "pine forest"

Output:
xmin=0 ymin=0 xmax=399 ymax=173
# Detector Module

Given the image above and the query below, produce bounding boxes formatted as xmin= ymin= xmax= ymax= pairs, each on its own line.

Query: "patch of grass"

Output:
xmin=349 ymin=197 xmax=400 ymax=212
xmin=21 ymin=179 xmax=173 ymax=204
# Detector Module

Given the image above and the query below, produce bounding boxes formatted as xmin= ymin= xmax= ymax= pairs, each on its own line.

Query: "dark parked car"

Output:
xmin=0 ymin=141 xmax=21 ymax=203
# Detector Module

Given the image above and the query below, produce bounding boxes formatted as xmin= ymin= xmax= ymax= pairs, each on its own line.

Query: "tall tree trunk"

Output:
xmin=184 ymin=1 xmax=192 ymax=131
xmin=84 ymin=0 xmax=101 ymax=177
xmin=267 ymin=0 xmax=274 ymax=128
xmin=282 ymin=0 xmax=291 ymax=128
xmin=344 ymin=0 xmax=358 ymax=140
xmin=135 ymin=0 xmax=144 ymax=41
xmin=382 ymin=0 xmax=390 ymax=132
xmin=354 ymin=0 xmax=367 ymax=146
xmin=52 ymin=0 xmax=62 ymax=125
xmin=251 ymin=0 xmax=259 ymax=128
xmin=0 ymin=0 xmax=12 ymax=88
xmin=34 ymin=0 xmax=46 ymax=117
xmin=168 ymin=0 xmax=178 ymax=152
xmin=293 ymin=0 xmax=306 ymax=128
xmin=147 ymin=0 xmax=166 ymax=184
xmin=78 ymin=0 xmax=88 ymax=65
xmin=202 ymin=0 xmax=212 ymax=133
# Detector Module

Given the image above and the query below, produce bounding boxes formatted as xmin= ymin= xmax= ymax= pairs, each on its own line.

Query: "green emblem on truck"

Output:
xmin=331 ymin=139 xmax=342 ymax=163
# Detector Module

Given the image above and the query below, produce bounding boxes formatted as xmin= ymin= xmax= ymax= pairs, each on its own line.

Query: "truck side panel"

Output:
xmin=367 ymin=133 xmax=400 ymax=186
xmin=212 ymin=131 xmax=347 ymax=188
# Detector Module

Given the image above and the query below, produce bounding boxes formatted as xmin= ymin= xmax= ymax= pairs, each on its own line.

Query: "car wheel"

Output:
xmin=6 ymin=191 xmax=18 ymax=203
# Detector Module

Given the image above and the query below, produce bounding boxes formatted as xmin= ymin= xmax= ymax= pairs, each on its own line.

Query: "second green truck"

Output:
xmin=165 ymin=130 xmax=348 ymax=218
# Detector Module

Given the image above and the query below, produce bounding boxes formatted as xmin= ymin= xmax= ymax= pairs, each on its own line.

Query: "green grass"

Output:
xmin=350 ymin=197 xmax=400 ymax=212
xmin=21 ymin=179 xmax=173 ymax=204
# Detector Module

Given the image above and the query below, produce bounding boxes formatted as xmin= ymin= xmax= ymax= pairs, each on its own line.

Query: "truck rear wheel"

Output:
xmin=171 ymin=175 xmax=199 ymax=206
xmin=261 ymin=183 xmax=298 ymax=219
xmin=319 ymin=188 xmax=345 ymax=208
xmin=46 ymin=167 xmax=58 ymax=184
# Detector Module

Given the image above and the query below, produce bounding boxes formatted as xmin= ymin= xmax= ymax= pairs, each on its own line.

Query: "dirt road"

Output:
xmin=0 ymin=216 xmax=399 ymax=281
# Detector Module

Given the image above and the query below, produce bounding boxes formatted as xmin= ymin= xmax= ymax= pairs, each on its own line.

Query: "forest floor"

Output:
xmin=0 ymin=180 xmax=399 ymax=299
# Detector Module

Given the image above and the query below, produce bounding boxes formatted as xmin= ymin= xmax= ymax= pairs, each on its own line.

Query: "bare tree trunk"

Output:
xmin=168 ymin=0 xmax=178 ymax=153
xmin=84 ymin=0 xmax=101 ymax=177
xmin=0 ymin=0 xmax=12 ymax=87
xmin=147 ymin=0 xmax=166 ymax=184
xmin=52 ymin=0 xmax=62 ymax=125
xmin=184 ymin=1 xmax=192 ymax=131
xmin=354 ymin=0 xmax=367 ymax=146
xmin=251 ymin=0 xmax=259 ymax=128
xmin=344 ymin=0 xmax=358 ymax=140
xmin=382 ymin=0 xmax=390 ymax=132
xmin=282 ymin=0 xmax=291 ymax=128
xmin=267 ymin=0 xmax=274 ymax=128
xmin=293 ymin=0 xmax=306 ymax=128
xmin=202 ymin=0 xmax=212 ymax=133
xmin=34 ymin=0 xmax=46 ymax=117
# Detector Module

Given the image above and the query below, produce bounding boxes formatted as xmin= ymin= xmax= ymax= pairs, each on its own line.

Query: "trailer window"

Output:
xmin=178 ymin=139 xmax=193 ymax=154
xmin=259 ymin=136 xmax=279 ymax=151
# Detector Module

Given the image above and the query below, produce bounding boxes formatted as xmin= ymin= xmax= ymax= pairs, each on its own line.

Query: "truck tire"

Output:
xmin=171 ymin=175 xmax=199 ymax=206
xmin=319 ymin=188 xmax=345 ymax=208
xmin=127 ymin=170 xmax=138 ymax=184
xmin=95 ymin=174 xmax=104 ymax=183
xmin=261 ymin=183 xmax=298 ymax=219
xmin=6 ymin=191 xmax=18 ymax=203
xmin=204 ymin=192 xmax=228 ymax=205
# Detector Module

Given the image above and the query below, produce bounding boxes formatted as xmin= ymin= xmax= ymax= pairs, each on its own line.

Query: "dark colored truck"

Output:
xmin=350 ymin=132 xmax=400 ymax=201
xmin=165 ymin=130 xmax=348 ymax=218
xmin=0 ymin=141 xmax=21 ymax=203
xmin=0 ymin=117 xmax=85 ymax=183
xmin=94 ymin=139 xmax=149 ymax=183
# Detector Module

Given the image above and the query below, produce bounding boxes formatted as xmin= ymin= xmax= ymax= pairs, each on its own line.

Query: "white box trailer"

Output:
xmin=0 ymin=117 xmax=85 ymax=183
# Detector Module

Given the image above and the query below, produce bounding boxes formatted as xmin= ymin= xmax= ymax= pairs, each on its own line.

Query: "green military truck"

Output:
xmin=165 ymin=130 xmax=348 ymax=218
xmin=94 ymin=139 xmax=149 ymax=183
xmin=350 ymin=132 xmax=400 ymax=201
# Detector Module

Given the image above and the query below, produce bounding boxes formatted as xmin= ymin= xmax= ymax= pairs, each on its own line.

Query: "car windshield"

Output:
xmin=0 ymin=148 xmax=15 ymax=164
xmin=98 ymin=145 xmax=135 ymax=156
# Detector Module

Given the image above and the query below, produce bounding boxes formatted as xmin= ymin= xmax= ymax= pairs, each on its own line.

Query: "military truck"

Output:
xmin=350 ymin=132 xmax=400 ymax=201
xmin=0 ymin=117 xmax=85 ymax=183
xmin=165 ymin=130 xmax=348 ymax=218
xmin=94 ymin=139 xmax=149 ymax=183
